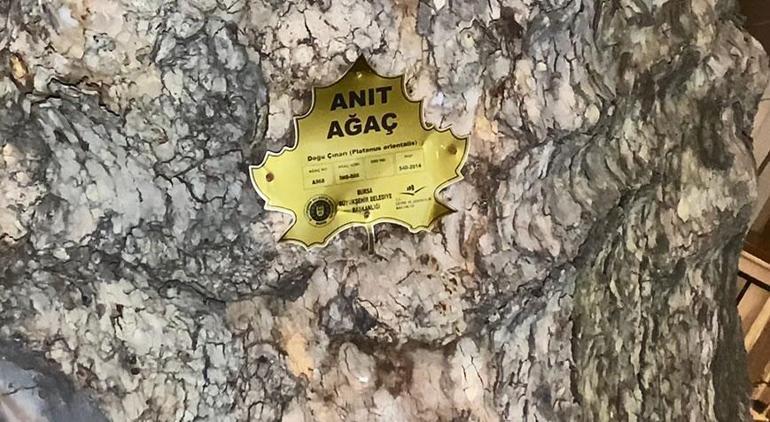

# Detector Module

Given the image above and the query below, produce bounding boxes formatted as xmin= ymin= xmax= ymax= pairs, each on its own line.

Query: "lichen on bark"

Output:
xmin=0 ymin=0 xmax=767 ymax=421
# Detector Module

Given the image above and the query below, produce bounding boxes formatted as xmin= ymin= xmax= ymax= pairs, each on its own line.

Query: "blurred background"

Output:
xmin=736 ymin=0 xmax=770 ymax=420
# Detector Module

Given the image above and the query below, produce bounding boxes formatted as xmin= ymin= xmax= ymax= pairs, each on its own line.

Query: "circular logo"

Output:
xmin=305 ymin=195 xmax=336 ymax=226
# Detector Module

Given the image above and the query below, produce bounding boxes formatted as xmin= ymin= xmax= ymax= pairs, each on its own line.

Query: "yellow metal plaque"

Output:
xmin=250 ymin=57 xmax=468 ymax=248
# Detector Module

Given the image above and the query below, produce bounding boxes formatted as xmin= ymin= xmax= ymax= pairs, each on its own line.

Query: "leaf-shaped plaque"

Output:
xmin=250 ymin=57 xmax=468 ymax=248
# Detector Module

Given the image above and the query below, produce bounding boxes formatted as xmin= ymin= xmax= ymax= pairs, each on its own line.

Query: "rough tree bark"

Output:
xmin=0 ymin=0 xmax=767 ymax=420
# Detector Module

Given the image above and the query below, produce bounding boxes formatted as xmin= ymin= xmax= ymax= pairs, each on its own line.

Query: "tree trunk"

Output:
xmin=0 ymin=0 xmax=767 ymax=420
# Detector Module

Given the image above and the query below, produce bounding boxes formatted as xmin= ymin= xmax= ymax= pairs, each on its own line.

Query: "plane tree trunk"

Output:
xmin=0 ymin=0 xmax=767 ymax=420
